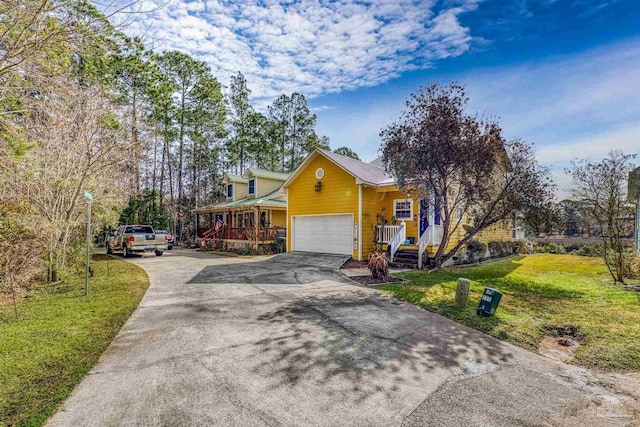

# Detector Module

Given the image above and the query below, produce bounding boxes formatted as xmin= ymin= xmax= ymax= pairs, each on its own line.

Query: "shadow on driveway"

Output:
xmin=251 ymin=290 xmax=515 ymax=404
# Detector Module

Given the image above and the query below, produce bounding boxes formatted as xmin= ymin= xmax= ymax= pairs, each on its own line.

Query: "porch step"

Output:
xmin=390 ymin=249 xmax=419 ymax=269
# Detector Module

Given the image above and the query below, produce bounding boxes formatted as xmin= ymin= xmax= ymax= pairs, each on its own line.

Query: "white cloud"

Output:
xmin=536 ymin=125 xmax=640 ymax=165
xmin=109 ymin=0 xmax=479 ymax=107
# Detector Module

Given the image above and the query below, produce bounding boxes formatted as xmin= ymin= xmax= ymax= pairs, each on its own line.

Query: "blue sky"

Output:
xmin=116 ymin=0 xmax=640 ymax=196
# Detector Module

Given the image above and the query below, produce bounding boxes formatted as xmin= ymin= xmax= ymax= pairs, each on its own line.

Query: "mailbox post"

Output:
xmin=83 ymin=190 xmax=93 ymax=296
xmin=476 ymin=287 xmax=502 ymax=316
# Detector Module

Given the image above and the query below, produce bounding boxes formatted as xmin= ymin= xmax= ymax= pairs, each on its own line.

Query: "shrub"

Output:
xmin=576 ymin=244 xmax=604 ymax=257
xmin=487 ymin=240 xmax=519 ymax=258
xmin=466 ymin=240 xmax=487 ymax=263
xmin=632 ymin=254 xmax=640 ymax=278
xmin=543 ymin=243 xmax=566 ymax=254
xmin=368 ymin=252 xmax=389 ymax=279
xmin=239 ymin=246 xmax=254 ymax=256
xmin=517 ymin=240 xmax=530 ymax=254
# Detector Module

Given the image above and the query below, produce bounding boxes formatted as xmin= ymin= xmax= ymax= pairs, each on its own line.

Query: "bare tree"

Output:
xmin=381 ymin=83 xmax=554 ymax=266
xmin=15 ymin=74 xmax=136 ymax=279
xmin=567 ymin=150 xmax=636 ymax=282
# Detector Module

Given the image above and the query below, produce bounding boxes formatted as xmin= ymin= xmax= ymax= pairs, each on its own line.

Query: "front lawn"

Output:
xmin=378 ymin=254 xmax=640 ymax=371
xmin=0 ymin=255 xmax=150 ymax=427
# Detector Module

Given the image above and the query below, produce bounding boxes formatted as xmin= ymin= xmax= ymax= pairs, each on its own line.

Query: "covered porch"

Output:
xmin=194 ymin=200 xmax=286 ymax=248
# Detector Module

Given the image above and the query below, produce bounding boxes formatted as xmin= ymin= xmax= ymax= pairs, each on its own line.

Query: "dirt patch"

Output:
xmin=341 ymin=259 xmax=368 ymax=269
xmin=350 ymin=275 xmax=404 ymax=286
xmin=539 ymin=324 xmax=584 ymax=362
xmin=538 ymin=335 xmax=579 ymax=362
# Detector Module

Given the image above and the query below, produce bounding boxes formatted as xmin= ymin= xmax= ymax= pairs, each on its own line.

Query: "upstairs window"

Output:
xmin=226 ymin=183 xmax=233 ymax=199
xmin=393 ymin=199 xmax=413 ymax=220
xmin=248 ymin=178 xmax=256 ymax=195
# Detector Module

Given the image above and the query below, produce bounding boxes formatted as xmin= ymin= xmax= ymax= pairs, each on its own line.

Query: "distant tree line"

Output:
xmin=0 ymin=1 xmax=331 ymax=292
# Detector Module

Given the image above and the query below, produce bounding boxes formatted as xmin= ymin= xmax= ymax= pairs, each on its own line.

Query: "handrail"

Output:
xmin=202 ymin=225 xmax=225 ymax=239
xmin=417 ymin=226 xmax=430 ymax=269
xmin=388 ymin=222 xmax=406 ymax=263
xmin=376 ymin=225 xmax=401 ymax=243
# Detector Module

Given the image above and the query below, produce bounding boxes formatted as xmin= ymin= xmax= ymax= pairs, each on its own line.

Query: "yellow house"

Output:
xmin=194 ymin=169 xmax=289 ymax=247
xmin=283 ymin=149 xmax=513 ymax=266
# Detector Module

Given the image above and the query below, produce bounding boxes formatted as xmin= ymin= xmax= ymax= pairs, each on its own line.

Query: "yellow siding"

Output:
xmin=234 ymin=182 xmax=248 ymax=200
xmin=476 ymin=219 xmax=514 ymax=243
xmin=287 ymin=154 xmax=360 ymax=258
xmin=361 ymin=188 xmax=422 ymax=255
xmin=254 ymin=177 xmax=285 ymax=198
xmin=271 ymin=209 xmax=286 ymax=228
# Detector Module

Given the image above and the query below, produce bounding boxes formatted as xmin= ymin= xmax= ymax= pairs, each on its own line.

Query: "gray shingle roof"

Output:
xmin=318 ymin=149 xmax=394 ymax=185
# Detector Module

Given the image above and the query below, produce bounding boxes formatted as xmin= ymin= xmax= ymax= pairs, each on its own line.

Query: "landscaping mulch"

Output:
xmin=341 ymin=259 xmax=368 ymax=269
xmin=350 ymin=275 xmax=404 ymax=285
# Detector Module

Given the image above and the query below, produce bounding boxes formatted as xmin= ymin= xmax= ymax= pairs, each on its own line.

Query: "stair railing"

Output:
xmin=417 ymin=225 xmax=431 ymax=269
xmin=388 ymin=221 xmax=406 ymax=263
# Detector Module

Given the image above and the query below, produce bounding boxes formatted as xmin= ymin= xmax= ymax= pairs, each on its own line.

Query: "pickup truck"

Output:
xmin=106 ymin=225 xmax=168 ymax=257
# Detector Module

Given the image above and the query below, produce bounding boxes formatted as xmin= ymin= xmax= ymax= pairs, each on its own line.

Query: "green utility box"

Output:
xmin=476 ymin=287 xmax=502 ymax=317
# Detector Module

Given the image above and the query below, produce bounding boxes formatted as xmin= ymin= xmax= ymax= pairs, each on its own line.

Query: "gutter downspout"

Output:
xmin=358 ymin=184 xmax=363 ymax=261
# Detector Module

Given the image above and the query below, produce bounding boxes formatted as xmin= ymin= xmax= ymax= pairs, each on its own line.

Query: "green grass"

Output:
xmin=379 ymin=254 xmax=640 ymax=371
xmin=0 ymin=255 xmax=150 ymax=427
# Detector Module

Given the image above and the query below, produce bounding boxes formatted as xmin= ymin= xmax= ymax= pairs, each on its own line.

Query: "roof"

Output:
xmin=225 ymin=174 xmax=248 ymax=184
xmin=628 ymin=166 xmax=640 ymax=203
xmin=245 ymin=169 xmax=291 ymax=181
xmin=369 ymin=157 xmax=384 ymax=168
xmin=193 ymin=188 xmax=286 ymax=213
xmin=283 ymin=149 xmax=395 ymax=188
xmin=312 ymin=149 xmax=394 ymax=186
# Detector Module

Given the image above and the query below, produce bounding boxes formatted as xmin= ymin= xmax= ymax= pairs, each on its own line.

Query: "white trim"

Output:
xmin=393 ymin=198 xmax=413 ymax=220
xmin=226 ymin=183 xmax=234 ymax=201
xmin=248 ymin=178 xmax=256 ymax=197
xmin=358 ymin=184 xmax=363 ymax=261
xmin=290 ymin=213 xmax=355 ymax=254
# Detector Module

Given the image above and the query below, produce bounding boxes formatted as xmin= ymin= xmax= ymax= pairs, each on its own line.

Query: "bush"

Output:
xmin=632 ymin=255 xmax=640 ymax=278
xmin=543 ymin=243 xmax=566 ymax=254
xmin=487 ymin=240 xmax=519 ymax=258
xmin=517 ymin=240 xmax=530 ymax=254
xmin=576 ymin=244 xmax=604 ymax=257
xmin=239 ymin=246 xmax=254 ymax=256
xmin=368 ymin=252 xmax=389 ymax=279
xmin=466 ymin=240 xmax=487 ymax=263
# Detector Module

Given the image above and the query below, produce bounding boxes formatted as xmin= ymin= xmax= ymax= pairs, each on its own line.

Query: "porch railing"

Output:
xmin=376 ymin=225 xmax=401 ymax=243
xmin=198 ymin=226 xmax=285 ymax=242
xmin=418 ymin=227 xmax=429 ymax=269
xmin=388 ymin=222 xmax=406 ymax=263
xmin=418 ymin=224 xmax=444 ymax=269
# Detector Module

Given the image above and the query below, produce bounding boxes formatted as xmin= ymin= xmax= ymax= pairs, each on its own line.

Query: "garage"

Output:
xmin=292 ymin=214 xmax=353 ymax=255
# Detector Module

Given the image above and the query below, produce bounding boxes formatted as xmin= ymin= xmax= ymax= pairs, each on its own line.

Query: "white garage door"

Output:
xmin=292 ymin=214 xmax=353 ymax=255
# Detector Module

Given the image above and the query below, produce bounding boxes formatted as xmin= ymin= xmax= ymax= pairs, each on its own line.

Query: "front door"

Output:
xmin=419 ymin=198 xmax=430 ymax=235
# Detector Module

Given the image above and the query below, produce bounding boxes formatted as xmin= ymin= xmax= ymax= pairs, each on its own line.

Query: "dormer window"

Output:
xmin=248 ymin=178 xmax=256 ymax=196
xmin=226 ymin=183 xmax=233 ymax=199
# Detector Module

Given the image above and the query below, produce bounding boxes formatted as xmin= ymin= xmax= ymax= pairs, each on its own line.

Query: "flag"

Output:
xmin=214 ymin=218 xmax=223 ymax=231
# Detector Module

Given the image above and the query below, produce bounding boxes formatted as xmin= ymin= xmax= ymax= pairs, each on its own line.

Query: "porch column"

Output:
xmin=255 ymin=207 xmax=260 ymax=250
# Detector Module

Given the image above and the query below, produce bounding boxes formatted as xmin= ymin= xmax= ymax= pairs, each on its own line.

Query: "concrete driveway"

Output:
xmin=48 ymin=250 xmax=638 ymax=426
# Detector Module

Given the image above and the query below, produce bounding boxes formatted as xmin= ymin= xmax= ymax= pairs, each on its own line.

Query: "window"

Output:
xmin=124 ymin=225 xmax=154 ymax=234
xmin=226 ymin=183 xmax=233 ymax=199
xmin=456 ymin=205 xmax=463 ymax=221
xmin=393 ymin=199 xmax=413 ymax=220
xmin=248 ymin=178 xmax=256 ymax=195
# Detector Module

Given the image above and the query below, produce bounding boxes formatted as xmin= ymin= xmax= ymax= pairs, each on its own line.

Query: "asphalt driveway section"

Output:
xmin=47 ymin=250 xmax=639 ymax=426
xmin=187 ymin=252 xmax=352 ymax=285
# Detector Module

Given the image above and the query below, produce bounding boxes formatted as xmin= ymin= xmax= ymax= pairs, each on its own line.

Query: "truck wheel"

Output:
xmin=123 ymin=245 xmax=131 ymax=258
xmin=155 ymin=250 xmax=163 ymax=257
xmin=106 ymin=243 xmax=112 ymax=255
